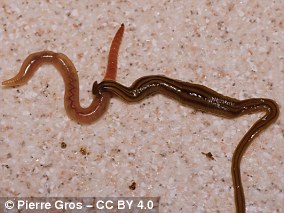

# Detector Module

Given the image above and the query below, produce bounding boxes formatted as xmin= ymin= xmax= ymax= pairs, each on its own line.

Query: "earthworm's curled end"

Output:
xmin=2 ymin=51 xmax=56 ymax=87
xmin=2 ymin=72 xmax=26 ymax=86
xmin=2 ymin=79 xmax=15 ymax=86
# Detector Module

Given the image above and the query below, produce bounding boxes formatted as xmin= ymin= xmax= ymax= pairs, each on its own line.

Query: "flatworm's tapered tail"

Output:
xmin=232 ymin=98 xmax=279 ymax=213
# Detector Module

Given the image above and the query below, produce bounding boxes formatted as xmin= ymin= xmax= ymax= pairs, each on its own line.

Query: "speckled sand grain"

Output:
xmin=0 ymin=1 xmax=283 ymax=212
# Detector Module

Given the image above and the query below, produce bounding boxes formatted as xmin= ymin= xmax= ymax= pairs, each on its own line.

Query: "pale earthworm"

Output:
xmin=2 ymin=24 xmax=124 ymax=124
